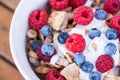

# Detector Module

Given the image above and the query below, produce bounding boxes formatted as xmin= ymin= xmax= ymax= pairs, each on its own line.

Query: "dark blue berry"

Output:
xmin=41 ymin=25 xmax=52 ymax=37
xmin=41 ymin=44 xmax=55 ymax=56
xmin=57 ymin=32 xmax=69 ymax=44
xmin=74 ymin=54 xmax=85 ymax=66
xmin=89 ymin=71 xmax=101 ymax=80
xmin=81 ymin=61 xmax=94 ymax=73
xmin=31 ymin=40 xmax=42 ymax=51
xmin=88 ymin=28 xmax=101 ymax=39
xmin=104 ymin=43 xmax=117 ymax=55
xmin=105 ymin=29 xmax=118 ymax=40
xmin=95 ymin=9 xmax=107 ymax=20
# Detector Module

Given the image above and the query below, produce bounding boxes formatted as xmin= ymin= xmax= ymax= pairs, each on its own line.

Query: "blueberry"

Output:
xmin=105 ymin=29 xmax=118 ymax=40
xmin=41 ymin=25 xmax=52 ymax=37
xmin=81 ymin=61 xmax=94 ymax=73
xmin=95 ymin=9 xmax=107 ymax=20
xmin=88 ymin=28 xmax=101 ymax=39
xmin=74 ymin=54 xmax=85 ymax=66
xmin=89 ymin=71 xmax=101 ymax=80
xmin=57 ymin=32 xmax=69 ymax=44
xmin=41 ymin=44 xmax=55 ymax=56
xmin=31 ymin=40 xmax=42 ymax=51
xmin=104 ymin=43 xmax=117 ymax=55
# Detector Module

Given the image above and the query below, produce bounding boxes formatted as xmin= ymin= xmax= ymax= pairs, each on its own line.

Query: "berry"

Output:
xmin=66 ymin=33 xmax=86 ymax=53
xmin=88 ymin=28 xmax=101 ymax=39
xmin=57 ymin=32 xmax=69 ymax=44
xmin=50 ymin=0 xmax=68 ymax=10
xmin=117 ymin=30 xmax=120 ymax=41
xmin=40 ymin=25 xmax=52 ymax=37
xmin=46 ymin=68 xmax=65 ymax=80
xmin=96 ymin=55 xmax=114 ymax=73
xmin=104 ymin=43 xmax=117 ymax=56
xmin=81 ymin=61 xmax=94 ymax=73
xmin=29 ymin=10 xmax=48 ymax=30
xmin=74 ymin=54 xmax=85 ymax=66
xmin=41 ymin=44 xmax=55 ymax=56
xmin=37 ymin=46 xmax=56 ymax=62
xmin=31 ymin=40 xmax=42 ymax=51
xmin=69 ymin=0 xmax=87 ymax=8
xmin=74 ymin=6 xmax=94 ymax=25
xmin=89 ymin=71 xmax=101 ymax=80
xmin=95 ymin=9 xmax=107 ymax=20
xmin=105 ymin=28 xmax=118 ymax=40
xmin=110 ymin=16 xmax=120 ymax=30
xmin=104 ymin=0 xmax=120 ymax=14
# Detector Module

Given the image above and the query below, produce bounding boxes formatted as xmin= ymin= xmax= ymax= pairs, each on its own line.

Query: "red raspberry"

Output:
xmin=104 ymin=0 xmax=120 ymax=14
xmin=46 ymin=68 xmax=65 ymax=80
xmin=117 ymin=30 xmax=120 ymax=41
xmin=50 ymin=0 xmax=68 ymax=10
xmin=37 ymin=46 xmax=56 ymax=62
xmin=69 ymin=0 xmax=87 ymax=8
xmin=65 ymin=33 xmax=86 ymax=53
xmin=74 ymin=6 xmax=94 ymax=25
xmin=96 ymin=55 xmax=114 ymax=73
xmin=110 ymin=16 xmax=120 ymax=30
xmin=29 ymin=10 xmax=48 ymax=30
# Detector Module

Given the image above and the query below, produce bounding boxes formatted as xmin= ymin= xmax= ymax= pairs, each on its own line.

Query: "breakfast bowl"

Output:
xmin=10 ymin=0 xmax=120 ymax=80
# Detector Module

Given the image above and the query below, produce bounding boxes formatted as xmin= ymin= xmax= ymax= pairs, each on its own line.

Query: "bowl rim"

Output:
xmin=9 ymin=0 xmax=40 ymax=80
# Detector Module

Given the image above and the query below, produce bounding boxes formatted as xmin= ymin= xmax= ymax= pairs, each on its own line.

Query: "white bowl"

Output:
xmin=10 ymin=0 xmax=49 ymax=80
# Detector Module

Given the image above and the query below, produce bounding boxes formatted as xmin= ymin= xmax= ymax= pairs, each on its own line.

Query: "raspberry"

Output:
xmin=29 ymin=10 xmax=48 ymax=30
xmin=46 ymin=68 xmax=65 ymax=80
xmin=69 ymin=0 xmax=87 ymax=8
xmin=110 ymin=16 xmax=120 ymax=30
xmin=74 ymin=6 xmax=94 ymax=25
xmin=50 ymin=0 xmax=68 ymax=10
xmin=37 ymin=46 xmax=56 ymax=62
xmin=104 ymin=0 xmax=120 ymax=14
xmin=96 ymin=55 xmax=114 ymax=73
xmin=66 ymin=33 xmax=86 ymax=53
xmin=117 ymin=30 xmax=120 ymax=41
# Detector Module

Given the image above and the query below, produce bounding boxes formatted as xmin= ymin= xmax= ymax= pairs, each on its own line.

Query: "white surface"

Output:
xmin=10 ymin=0 xmax=48 ymax=80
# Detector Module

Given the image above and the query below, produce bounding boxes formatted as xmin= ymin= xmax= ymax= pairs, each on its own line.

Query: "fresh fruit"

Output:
xmin=31 ymin=40 xmax=42 ymax=51
xmin=74 ymin=54 xmax=85 ymax=66
xmin=50 ymin=0 xmax=69 ymax=10
xmin=96 ymin=55 xmax=114 ymax=73
xmin=104 ymin=0 xmax=120 ymax=14
xmin=81 ymin=61 xmax=94 ymax=73
xmin=46 ymin=68 xmax=65 ymax=80
xmin=74 ymin=6 xmax=94 ymax=25
xmin=105 ymin=28 xmax=118 ymax=40
xmin=110 ymin=16 xmax=120 ymax=30
xmin=57 ymin=32 xmax=69 ymax=44
xmin=117 ymin=30 xmax=120 ymax=41
xmin=41 ymin=44 xmax=55 ymax=56
xmin=66 ymin=33 xmax=86 ymax=53
xmin=40 ymin=25 xmax=52 ymax=37
xmin=89 ymin=71 xmax=101 ymax=80
xmin=37 ymin=46 xmax=55 ymax=62
xmin=29 ymin=10 xmax=48 ymax=30
xmin=104 ymin=43 xmax=117 ymax=56
xmin=69 ymin=0 xmax=87 ymax=8
xmin=95 ymin=9 xmax=107 ymax=20
xmin=88 ymin=28 xmax=101 ymax=39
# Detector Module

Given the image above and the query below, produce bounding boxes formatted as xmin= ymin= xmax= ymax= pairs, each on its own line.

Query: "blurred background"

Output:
xmin=0 ymin=0 xmax=24 ymax=80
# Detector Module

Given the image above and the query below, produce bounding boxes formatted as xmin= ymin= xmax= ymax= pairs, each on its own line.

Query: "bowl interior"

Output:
xmin=10 ymin=0 xmax=48 ymax=80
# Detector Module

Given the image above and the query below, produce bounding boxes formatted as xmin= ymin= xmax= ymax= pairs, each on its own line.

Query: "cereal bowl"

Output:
xmin=10 ymin=0 xmax=48 ymax=80
xmin=10 ymin=0 xmax=120 ymax=80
